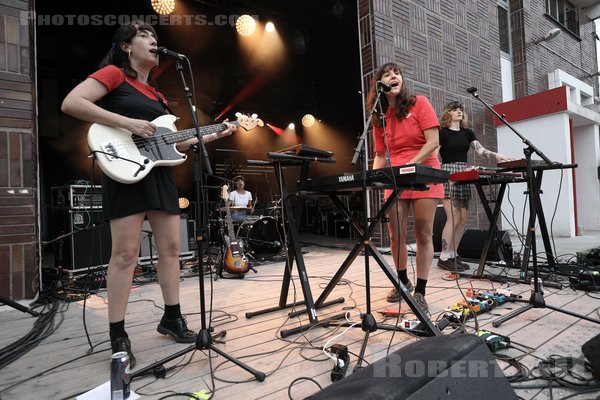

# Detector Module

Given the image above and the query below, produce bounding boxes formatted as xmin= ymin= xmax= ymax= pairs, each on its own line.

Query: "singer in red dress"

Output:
xmin=367 ymin=62 xmax=443 ymax=311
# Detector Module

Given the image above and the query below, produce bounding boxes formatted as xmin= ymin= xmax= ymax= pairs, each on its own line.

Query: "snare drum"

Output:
xmin=236 ymin=216 xmax=283 ymax=260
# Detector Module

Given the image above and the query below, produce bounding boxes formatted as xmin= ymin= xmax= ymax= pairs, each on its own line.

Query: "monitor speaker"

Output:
xmin=582 ymin=333 xmax=600 ymax=378
xmin=308 ymin=334 xmax=516 ymax=399
xmin=457 ymin=229 xmax=513 ymax=261
xmin=52 ymin=209 xmax=111 ymax=270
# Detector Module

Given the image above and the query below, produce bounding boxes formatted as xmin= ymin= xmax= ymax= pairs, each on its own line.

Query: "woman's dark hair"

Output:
xmin=440 ymin=101 xmax=469 ymax=128
xmin=99 ymin=21 xmax=158 ymax=83
xmin=366 ymin=62 xmax=415 ymax=127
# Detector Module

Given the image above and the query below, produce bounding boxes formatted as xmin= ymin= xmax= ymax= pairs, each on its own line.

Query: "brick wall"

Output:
xmin=510 ymin=0 xmax=598 ymax=98
xmin=359 ymin=0 xmax=504 ymax=246
xmin=0 ymin=0 xmax=37 ymax=300
xmin=358 ymin=0 xmax=598 ymax=247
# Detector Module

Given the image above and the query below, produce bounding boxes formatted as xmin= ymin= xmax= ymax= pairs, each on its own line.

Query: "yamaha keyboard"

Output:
xmin=300 ymin=164 xmax=449 ymax=192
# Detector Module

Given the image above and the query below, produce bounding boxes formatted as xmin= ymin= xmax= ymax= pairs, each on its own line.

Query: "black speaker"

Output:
xmin=457 ymin=229 xmax=513 ymax=261
xmin=432 ymin=205 xmax=446 ymax=252
xmin=53 ymin=209 xmax=111 ymax=271
xmin=308 ymin=334 xmax=517 ymax=400
xmin=582 ymin=333 xmax=600 ymax=378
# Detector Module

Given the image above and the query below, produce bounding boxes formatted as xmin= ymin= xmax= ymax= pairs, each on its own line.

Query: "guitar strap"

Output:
xmin=154 ymin=89 xmax=175 ymax=115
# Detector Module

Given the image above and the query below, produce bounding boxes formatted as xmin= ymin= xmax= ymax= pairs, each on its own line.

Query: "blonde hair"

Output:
xmin=440 ymin=101 xmax=469 ymax=129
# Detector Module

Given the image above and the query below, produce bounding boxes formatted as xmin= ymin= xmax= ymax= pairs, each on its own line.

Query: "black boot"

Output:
xmin=111 ymin=336 xmax=136 ymax=369
xmin=157 ymin=315 xmax=197 ymax=343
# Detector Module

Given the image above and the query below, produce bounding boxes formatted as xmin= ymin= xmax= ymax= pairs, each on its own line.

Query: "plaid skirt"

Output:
xmin=441 ymin=162 xmax=472 ymax=201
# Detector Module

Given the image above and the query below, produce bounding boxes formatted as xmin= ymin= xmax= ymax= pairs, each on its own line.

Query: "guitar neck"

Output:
xmin=165 ymin=121 xmax=240 ymax=144
xmin=224 ymin=206 xmax=236 ymax=240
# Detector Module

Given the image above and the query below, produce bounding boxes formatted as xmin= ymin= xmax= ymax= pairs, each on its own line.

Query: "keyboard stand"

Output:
xmin=244 ymin=158 xmax=345 ymax=335
xmin=464 ymin=181 xmax=515 ymax=277
xmin=289 ymin=186 xmax=441 ymax=337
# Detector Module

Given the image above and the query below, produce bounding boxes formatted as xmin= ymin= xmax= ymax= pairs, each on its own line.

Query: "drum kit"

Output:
xmin=209 ymin=199 xmax=284 ymax=261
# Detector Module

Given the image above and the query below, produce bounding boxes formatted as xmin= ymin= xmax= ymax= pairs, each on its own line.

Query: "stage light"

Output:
xmin=265 ymin=22 xmax=275 ymax=32
xmin=151 ymin=0 xmax=175 ymax=15
xmin=288 ymin=123 xmax=295 ymax=130
xmin=178 ymin=197 xmax=190 ymax=209
xmin=236 ymin=15 xmax=256 ymax=37
xmin=301 ymin=114 xmax=315 ymax=127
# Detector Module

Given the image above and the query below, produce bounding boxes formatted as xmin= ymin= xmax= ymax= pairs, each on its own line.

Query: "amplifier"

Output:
xmin=52 ymin=184 xmax=102 ymax=210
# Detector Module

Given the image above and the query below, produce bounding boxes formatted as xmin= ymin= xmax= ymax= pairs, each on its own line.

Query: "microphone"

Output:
xmin=376 ymin=81 xmax=392 ymax=92
xmin=466 ymin=87 xmax=478 ymax=94
xmin=157 ymin=46 xmax=186 ymax=61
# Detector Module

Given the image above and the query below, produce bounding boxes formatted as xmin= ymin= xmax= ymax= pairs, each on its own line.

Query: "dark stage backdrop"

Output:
xmin=37 ymin=0 xmax=364 ymax=236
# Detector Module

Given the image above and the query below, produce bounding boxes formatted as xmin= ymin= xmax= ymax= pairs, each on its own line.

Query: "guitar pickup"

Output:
xmin=101 ymin=139 xmax=130 ymax=161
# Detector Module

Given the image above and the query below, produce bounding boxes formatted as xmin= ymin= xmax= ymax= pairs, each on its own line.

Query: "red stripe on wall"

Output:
xmin=493 ymin=86 xmax=568 ymax=126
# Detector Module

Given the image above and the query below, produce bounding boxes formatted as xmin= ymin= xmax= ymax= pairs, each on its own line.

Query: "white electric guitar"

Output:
xmin=87 ymin=113 xmax=263 ymax=184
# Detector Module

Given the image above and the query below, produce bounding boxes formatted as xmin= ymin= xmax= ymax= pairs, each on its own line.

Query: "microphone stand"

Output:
xmin=132 ymin=59 xmax=265 ymax=381
xmin=346 ymin=85 xmax=386 ymax=370
xmin=466 ymin=88 xmax=599 ymax=328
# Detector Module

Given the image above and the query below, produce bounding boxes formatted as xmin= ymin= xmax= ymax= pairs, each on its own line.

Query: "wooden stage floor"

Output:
xmin=1 ymin=235 xmax=600 ymax=399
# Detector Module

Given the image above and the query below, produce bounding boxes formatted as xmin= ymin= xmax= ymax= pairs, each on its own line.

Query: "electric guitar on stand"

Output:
xmin=219 ymin=184 xmax=253 ymax=277
xmin=88 ymin=113 xmax=263 ymax=184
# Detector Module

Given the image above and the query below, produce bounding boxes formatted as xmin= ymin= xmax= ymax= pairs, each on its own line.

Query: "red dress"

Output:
xmin=372 ymin=95 xmax=444 ymax=200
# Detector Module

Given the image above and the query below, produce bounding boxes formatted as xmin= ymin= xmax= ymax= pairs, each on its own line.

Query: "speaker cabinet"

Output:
xmin=457 ymin=229 xmax=513 ymax=261
xmin=52 ymin=209 xmax=111 ymax=271
xmin=140 ymin=215 xmax=193 ymax=261
xmin=308 ymin=334 xmax=517 ymax=400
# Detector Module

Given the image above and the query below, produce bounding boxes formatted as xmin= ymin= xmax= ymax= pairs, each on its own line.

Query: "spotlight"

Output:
xmin=178 ymin=197 xmax=190 ymax=209
xmin=288 ymin=123 xmax=295 ymax=130
xmin=151 ymin=0 xmax=175 ymax=15
xmin=265 ymin=22 xmax=275 ymax=32
xmin=302 ymin=114 xmax=315 ymax=127
xmin=236 ymin=15 xmax=256 ymax=37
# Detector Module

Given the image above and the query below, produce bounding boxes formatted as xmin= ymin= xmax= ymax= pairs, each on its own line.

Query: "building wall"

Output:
xmin=510 ymin=0 xmax=598 ymax=98
xmin=0 ymin=0 xmax=38 ymax=300
xmin=359 ymin=0 xmax=505 ymax=246
xmin=359 ymin=0 xmax=599 ymax=246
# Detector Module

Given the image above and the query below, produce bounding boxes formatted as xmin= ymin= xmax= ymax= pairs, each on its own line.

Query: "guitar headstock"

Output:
xmin=235 ymin=112 xmax=264 ymax=131
xmin=221 ymin=184 xmax=229 ymax=200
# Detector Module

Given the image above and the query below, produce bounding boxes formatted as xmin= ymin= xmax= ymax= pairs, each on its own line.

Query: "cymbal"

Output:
xmin=266 ymin=206 xmax=281 ymax=210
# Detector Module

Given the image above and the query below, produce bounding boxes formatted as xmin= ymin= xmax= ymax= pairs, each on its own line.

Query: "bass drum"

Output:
xmin=237 ymin=216 xmax=283 ymax=260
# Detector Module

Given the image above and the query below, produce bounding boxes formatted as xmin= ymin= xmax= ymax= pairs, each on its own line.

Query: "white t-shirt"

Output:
xmin=229 ymin=190 xmax=252 ymax=207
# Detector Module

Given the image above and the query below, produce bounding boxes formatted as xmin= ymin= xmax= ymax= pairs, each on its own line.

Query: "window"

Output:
xmin=546 ymin=0 xmax=580 ymax=36
xmin=498 ymin=4 xmax=510 ymax=54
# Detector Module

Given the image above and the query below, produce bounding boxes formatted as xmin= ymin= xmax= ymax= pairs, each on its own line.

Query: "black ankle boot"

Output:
xmin=157 ymin=315 xmax=197 ymax=343
xmin=111 ymin=336 xmax=136 ymax=369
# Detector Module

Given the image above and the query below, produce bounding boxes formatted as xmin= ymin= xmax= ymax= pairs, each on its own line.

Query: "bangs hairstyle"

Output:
xmin=440 ymin=101 xmax=469 ymax=129
xmin=366 ymin=62 xmax=415 ymax=128
xmin=99 ymin=21 xmax=158 ymax=83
